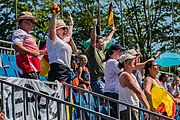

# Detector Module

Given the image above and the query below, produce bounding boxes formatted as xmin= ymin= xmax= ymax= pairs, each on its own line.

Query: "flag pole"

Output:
xmin=147 ymin=0 xmax=152 ymax=57
xmin=171 ymin=0 xmax=175 ymax=52
xmin=15 ymin=0 xmax=18 ymax=29
xmin=97 ymin=0 xmax=101 ymax=35
xmin=120 ymin=0 xmax=125 ymax=47
xmin=60 ymin=0 xmax=63 ymax=19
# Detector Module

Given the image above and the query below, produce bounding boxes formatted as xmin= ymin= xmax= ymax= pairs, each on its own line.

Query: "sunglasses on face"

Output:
xmin=152 ymin=64 xmax=161 ymax=68
xmin=62 ymin=27 xmax=67 ymax=30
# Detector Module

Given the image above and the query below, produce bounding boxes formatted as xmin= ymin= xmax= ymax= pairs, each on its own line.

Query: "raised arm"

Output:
xmin=135 ymin=51 xmax=161 ymax=70
xmin=49 ymin=2 xmax=58 ymax=41
xmin=0 ymin=109 xmax=5 ymax=120
xmin=90 ymin=19 xmax=97 ymax=47
xmin=67 ymin=15 xmax=77 ymax=53
xmin=66 ymin=15 xmax=74 ymax=39
xmin=69 ymin=38 xmax=77 ymax=53
xmin=103 ymin=26 xmax=116 ymax=48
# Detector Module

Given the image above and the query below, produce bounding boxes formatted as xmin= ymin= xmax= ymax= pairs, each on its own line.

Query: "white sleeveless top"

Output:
xmin=119 ymin=72 xmax=140 ymax=111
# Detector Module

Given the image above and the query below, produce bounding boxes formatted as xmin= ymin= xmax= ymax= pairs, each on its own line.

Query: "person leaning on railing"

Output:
xmin=118 ymin=52 xmax=150 ymax=120
xmin=144 ymin=60 xmax=177 ymax=119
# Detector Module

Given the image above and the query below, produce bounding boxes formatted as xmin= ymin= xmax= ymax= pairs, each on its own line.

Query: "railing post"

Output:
xmin=127 ymin=106 xmax=131 ymax=120
xmin=23 ymin=90 xmax=27 ymax=120
xmin=11 ymin=86 xmax=16 ymax=119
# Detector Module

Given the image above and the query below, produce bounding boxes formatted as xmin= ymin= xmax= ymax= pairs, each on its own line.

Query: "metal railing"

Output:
xmin=0 ymin=76 xmax=175 ymax=120
xmin=0 ymin=40 xmax=14 ymax=55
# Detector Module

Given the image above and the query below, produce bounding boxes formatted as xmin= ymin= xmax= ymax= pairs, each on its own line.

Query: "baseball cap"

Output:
xmin=109 ymin=44 xmax=126 ymax=51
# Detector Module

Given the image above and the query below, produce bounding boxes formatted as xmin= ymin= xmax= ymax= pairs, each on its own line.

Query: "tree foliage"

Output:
xmin=0 ymin=0 xmax=179 ymax=61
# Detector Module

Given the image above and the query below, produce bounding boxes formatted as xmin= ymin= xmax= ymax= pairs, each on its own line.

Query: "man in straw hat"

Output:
xmin=12 ymin=11 xmax=46 ymax=79
xmin=46 ymin=2 xmax=77 ymax=83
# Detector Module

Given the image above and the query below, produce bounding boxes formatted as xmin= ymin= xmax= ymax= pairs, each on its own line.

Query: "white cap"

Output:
xmin=119 ymin=53 xmax=136 ymax=63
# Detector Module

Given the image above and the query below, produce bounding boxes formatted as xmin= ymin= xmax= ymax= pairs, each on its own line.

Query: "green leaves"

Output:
xmin=0 ymin=0 xmax=179 ymax=60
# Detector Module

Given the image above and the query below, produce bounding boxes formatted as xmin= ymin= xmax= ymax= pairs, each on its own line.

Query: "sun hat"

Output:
xmin=119 ymin=53 xmax=136 ymax=64
xmin=16 ymin=11 xmax=38 ymax=23
xmin=177 ymin=67 xmax=180 ymax=71
xmin=56 ymin=19 xmax=69 ymax=30
xmin=126 ymin=49 xmax=140 ymax=56
xmin=109 ymin=44 xmax=126 ymax=51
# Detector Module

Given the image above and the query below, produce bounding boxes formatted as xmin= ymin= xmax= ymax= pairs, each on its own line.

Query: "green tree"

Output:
xmin=113 ymin=0 xmax=179 ymax=61
xmin=0 ymin=0 xmax=179 ymax=61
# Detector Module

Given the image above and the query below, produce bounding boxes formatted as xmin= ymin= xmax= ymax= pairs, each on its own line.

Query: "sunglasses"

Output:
xmin=62 ymin=27 xmax=67 ymax=30
xmin=152 ymin=64 xmax=161 ymax=68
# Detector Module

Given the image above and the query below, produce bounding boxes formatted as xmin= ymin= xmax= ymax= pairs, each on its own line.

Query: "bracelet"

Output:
xmin=51 ymin=5 xmax=61 ymax=14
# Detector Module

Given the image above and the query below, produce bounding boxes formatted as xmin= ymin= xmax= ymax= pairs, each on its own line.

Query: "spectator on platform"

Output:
xmin=144 ymin=60 xmax=177 ymax=118
xmin=167 ymin=75 xmax=180 ymax=98
xmin=175 ymin=67 xmax=180 ymax=77
xmin=12 ymin=11 xmax=46 ymax=79
xmin=126 ymin=49 xmax=143 ymax=87
xmin=87 ymin=18 xmax=116 ymax=94
xmin=118 ymin=53 xmax=150 ymax=120
xmin=47 ymin=2 xmax=77 ymax=83
xmin=78 ymin=54 xmax=91 ymax=91
xmin=159 ymin=73 xmax=169 ymax=90
xmin=102 ymin=44 xmax=125 ymax=118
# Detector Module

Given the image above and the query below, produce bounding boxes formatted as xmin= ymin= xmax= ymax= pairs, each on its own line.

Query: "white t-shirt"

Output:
xmin=12 ymin=29 xmax=38 ymax=51
xmin=46 ymin=36 xmax=72 ymax=67
xmin=104 ymin=59 xmax=123 ymax=94
xmin=119 ymin=73 xmax=140 ymax=111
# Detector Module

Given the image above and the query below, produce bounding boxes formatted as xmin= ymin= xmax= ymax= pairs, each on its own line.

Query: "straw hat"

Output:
xmin=56 ymin=19 xmax=69 ymax=30
xmin=16 ymin=11 xmax=38 ymax=23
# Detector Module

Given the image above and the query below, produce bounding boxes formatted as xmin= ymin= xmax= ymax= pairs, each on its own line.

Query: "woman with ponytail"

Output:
xmin=103 ymin=44 xmax=125 ymax=118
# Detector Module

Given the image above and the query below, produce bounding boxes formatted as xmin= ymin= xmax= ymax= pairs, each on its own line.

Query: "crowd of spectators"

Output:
xmin=6 ymin=2 xmax=180 ymax=119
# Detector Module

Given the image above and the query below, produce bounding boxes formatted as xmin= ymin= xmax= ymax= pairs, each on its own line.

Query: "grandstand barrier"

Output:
xmin=0 ymin=40 xmax=14 ymax=55
xmin=0 ymin=76 xmax=175 ymax=120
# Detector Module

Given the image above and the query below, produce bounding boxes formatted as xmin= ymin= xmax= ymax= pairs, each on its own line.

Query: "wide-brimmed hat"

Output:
xmin=16 ymin=11 xmax=38 ymax=23
xmin=109 ymin=44 xmax=126 ymax=51
xmin=119 ymin=53 xmax=136 ymax=64
xmin=56 ymin=19 xmax=69 ymax=30
xmin=126 ymin=49 xmax=140 ymax=56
